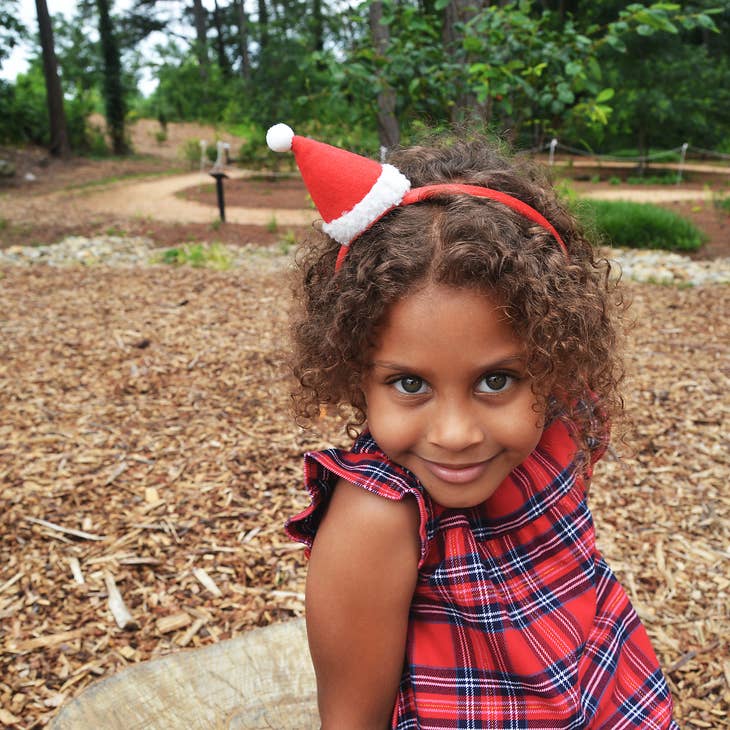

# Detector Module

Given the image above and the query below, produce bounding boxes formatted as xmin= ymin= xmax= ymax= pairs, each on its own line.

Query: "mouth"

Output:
xmin=420 ymin=455 xmax=499 ymax=485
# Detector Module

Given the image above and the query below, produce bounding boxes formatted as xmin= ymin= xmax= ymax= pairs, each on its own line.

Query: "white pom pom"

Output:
xmin=266 ymin=123 xmax=294 ymax=153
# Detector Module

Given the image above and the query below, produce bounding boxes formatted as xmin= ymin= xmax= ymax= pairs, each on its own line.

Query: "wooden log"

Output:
xmin=50 ymin=618 xmax=318 ymax=729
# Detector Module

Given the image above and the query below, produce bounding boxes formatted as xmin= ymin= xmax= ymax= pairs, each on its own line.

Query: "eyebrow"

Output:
xmin=371 ymin=354 xmax=526 ymax=372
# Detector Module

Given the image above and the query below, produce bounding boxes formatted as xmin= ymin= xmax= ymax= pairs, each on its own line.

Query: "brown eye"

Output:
xmin=394 ymin=376 xmax=426 ymax=394
xmin=477 ymin=373 xmax=512 ymax=393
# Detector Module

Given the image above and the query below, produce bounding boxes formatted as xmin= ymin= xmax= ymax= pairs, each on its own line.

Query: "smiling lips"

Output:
xmin=421 ymin=455 xmax=500 ymax=485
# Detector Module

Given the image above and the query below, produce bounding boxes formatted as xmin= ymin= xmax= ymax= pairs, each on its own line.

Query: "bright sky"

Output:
xmin=0 ymin=0 xmax=187 ymax=92
xmin=2 ymin=1 xmax=94 ymax=81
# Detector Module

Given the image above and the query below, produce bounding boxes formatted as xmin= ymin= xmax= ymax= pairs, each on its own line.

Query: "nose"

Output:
xmin=426 ymin=396 xmax=486 ymax=453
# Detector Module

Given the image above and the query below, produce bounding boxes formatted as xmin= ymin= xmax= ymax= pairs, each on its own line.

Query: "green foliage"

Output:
xmin=155 ymin=242 xmax=232 ymax=269
xmin=181 ymin=139 xmax=204 ymax=167
xmin=625 ymin=173 xmax=683 ymax=185
xmin=0 ymin=69 xmax=46 ymax=145
xmin=579 ymin=200 xmax=706 ymax=251
xmin=714 ymin=196 xmax=730 ymax=214
xmin=278 ymin=229 xmax=298 ymax=255
xmin=4 ymin=0 xmax=729 ymax=160
xmin=570 ymin=1 xmax=729 ymax=152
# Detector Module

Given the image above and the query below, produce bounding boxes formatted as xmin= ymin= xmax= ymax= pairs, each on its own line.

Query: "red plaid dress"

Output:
xmin=287 ymin=419 xmax=677 ymax=729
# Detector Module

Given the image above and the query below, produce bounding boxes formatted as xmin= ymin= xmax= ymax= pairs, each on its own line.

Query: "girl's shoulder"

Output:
xmin=286 ymin=432 xmax=432 ymax=566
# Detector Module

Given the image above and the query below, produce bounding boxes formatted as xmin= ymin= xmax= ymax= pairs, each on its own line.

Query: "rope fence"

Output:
xmin=532 ymin=140 xmax=730 ymax=184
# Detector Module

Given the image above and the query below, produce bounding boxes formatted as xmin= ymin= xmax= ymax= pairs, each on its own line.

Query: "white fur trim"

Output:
xmin=266 ymin=123 xmax=294 ymax=152
xmin=322 ymin=164 xmax=411 ymax=245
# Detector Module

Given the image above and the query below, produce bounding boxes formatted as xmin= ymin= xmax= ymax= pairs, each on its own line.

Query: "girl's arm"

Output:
xmin=306 ymin=478 xmax=420 ymax=729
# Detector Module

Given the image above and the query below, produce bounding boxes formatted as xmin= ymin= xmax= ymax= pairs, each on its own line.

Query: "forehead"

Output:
xmin=373 ymin=284 xmax=523 ymax=365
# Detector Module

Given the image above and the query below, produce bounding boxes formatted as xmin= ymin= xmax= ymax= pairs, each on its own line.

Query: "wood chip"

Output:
xmin=24 ymin=517 xmax=106 ymax=541
xmin=104 ymin=571 xmax=138 ymax=630
xmin=144 ymin=486 xmax=160 ymax=503
xmin=156 ymin=612 xmax=192 ymax=634
xmin=0 ymin=571 xmax=24 ymax=593
xmin=0 ymin=709 xmax=22 ymax=724
xmin=192 ymin=567 xmax=223 ymax=597
xmin=68 ymin=557 xmax=85 ymax=584
xmin=176 ymin=617 xmax=206 ymax=647
xmin=7 ymin=628 xmax=85 ymax=653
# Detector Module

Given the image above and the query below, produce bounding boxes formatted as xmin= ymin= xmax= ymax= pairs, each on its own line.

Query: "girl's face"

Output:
xmin=362 ymin=283 xmax=545 ymax=509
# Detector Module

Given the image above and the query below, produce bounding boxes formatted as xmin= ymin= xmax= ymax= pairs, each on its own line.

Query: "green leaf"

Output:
xmin=463 ymin=36 xmax=482 ymax=53
xmin=557 ymin=87 xmax=575 ymax=104
xmin=596 ymin=88 xmax=615 ymax=103
xmin=604 ymin=35 xmax=627 ymax=52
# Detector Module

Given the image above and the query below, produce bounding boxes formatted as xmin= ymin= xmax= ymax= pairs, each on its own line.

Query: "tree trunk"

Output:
xmin=212 ymin=0 xmax=231 ymax=77
xmin=443 ymin=0 xmax=485 ymax=123
xmin=49 ymin=619 xmax=317 ymax=729
xmin=369 ymin=1 xmax=400 ymax=150
xmin=96 ymin=0 xmax=128 ymax=155
xmin=311 ymin=0 xmax=324 ymax=52
xmin=34 ymin=0 xmax=70 ymax=157
xmin=192 ymin=0 xmax=209 ymax=79
xmin=257 ymin=0 xmax=269 ymax=51
xmin=236 ymin=0 xmax=251 ymax=79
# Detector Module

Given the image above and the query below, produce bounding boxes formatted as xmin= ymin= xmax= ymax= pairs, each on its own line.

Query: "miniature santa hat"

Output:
xmin=266 ymin=123 xmax=410 ymax=256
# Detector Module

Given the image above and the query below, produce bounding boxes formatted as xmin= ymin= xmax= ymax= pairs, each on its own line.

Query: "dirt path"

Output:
xmin=3 ymin=169 xmax=317 ymax=228
xmin=4 ymin=167 xmax=715 ymax=226
xmin=71 ymin=170 xmax=317 ymax=226
xmin=581 ymin=187 xmax=715 ymax=203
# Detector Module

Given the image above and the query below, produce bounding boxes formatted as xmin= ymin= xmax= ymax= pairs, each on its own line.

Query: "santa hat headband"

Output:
xmin=266 ymin=124 xmax=567 ymax=270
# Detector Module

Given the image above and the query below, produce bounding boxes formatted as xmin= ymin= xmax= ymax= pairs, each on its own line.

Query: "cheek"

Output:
xmin=365 ymin=395 xmax=417 ymax=452
xmin=506 ymin=399 xmax=545 ymax=452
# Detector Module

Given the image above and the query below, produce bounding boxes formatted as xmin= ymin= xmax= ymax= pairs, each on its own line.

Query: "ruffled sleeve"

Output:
xmin=285 ymin=433 xmax=433 ymax=568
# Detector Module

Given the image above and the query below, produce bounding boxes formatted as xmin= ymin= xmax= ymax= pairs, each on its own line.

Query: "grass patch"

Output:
xmin=714 ymin=195 xmax=730 ymax=214
xmin=66 ymin=168 xmax=185 ymax=192
xmin=154 ymin=242 xmax=232 ymax=270
xmin=578 ymin=200 xmax=706 ymax=252
xmin=625 ymin=173 xmax=682 ymax=185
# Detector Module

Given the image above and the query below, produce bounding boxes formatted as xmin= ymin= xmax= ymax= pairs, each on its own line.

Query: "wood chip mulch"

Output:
xmin=0 ymin=259 xmax=727 ymax=728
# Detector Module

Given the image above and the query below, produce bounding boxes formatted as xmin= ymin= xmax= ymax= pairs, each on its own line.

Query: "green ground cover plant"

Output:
xmin=625 ymin=173 xmax=682 ymax=185
xmin=714 ymin=196 xmax=730 ymax=214
xmin=577 ymin=200 xmax=705 ymax=252
xmin=155 ymin=242 xmax=232 ymax=269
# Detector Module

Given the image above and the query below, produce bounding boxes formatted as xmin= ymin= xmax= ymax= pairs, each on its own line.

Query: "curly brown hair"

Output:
xmin=290 ymin=133 xmax=624 ymax=464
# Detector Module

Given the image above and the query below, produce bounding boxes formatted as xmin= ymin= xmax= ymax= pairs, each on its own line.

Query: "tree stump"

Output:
xmin=50 ymin=618 xmax=318 ymax=729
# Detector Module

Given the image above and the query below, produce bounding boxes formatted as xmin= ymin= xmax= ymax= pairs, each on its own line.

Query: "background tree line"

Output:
xmin=0 ymin=0 xmax=728 ymax=160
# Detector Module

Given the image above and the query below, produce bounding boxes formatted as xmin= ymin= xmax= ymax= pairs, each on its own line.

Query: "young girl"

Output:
xmin=266 ymin=124 xmax=677 ymax=729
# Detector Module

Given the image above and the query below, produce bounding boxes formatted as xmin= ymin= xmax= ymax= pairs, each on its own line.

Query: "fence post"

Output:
xmin=549 ymin=138 xmax=558 ymax=166
xmin=676 ymin=142 xmax=689 ymax=185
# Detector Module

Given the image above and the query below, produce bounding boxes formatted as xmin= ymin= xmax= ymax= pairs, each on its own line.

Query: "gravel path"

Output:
xmin=1 ymin=235 xmax=728 ymax=286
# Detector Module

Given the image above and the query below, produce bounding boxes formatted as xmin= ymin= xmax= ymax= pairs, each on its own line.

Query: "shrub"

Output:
xmin=578 ymin=200 xmax=706 ymax=252
xmin=181 ymin=139 xmax=206 ymax=168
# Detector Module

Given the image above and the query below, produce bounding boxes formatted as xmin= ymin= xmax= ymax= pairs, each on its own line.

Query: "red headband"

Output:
xmin=334 ymin=183 xmax=568 ymax=270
